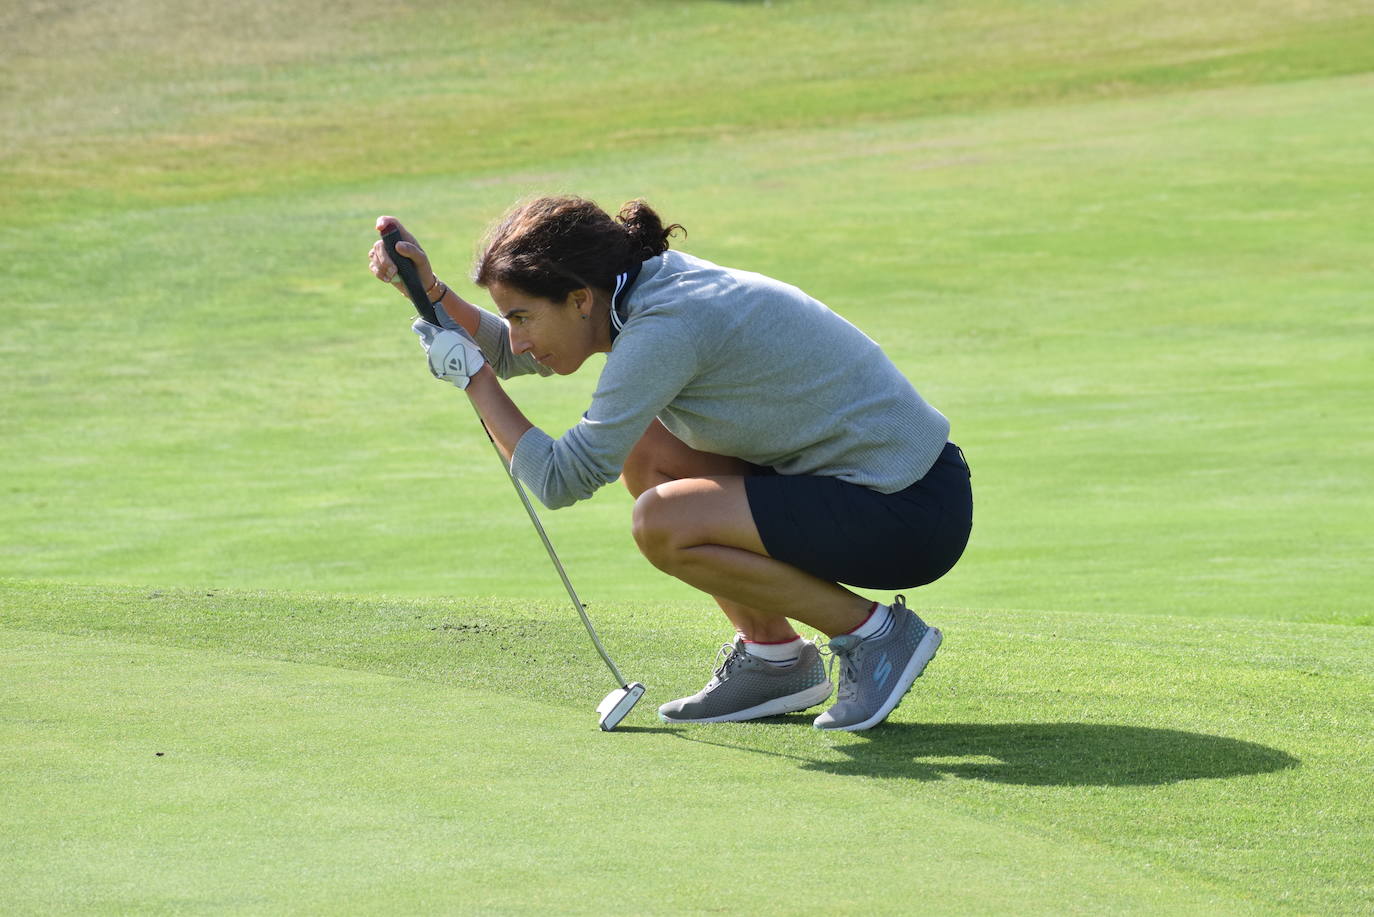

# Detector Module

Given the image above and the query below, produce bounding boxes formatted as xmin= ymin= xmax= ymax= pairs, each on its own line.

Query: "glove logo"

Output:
xmin=412 ymin=317 xmax=484 ymax=390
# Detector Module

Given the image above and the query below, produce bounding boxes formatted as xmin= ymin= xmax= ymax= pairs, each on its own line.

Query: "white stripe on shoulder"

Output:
xmin=610 ymin=271 xmax=628 ymax=331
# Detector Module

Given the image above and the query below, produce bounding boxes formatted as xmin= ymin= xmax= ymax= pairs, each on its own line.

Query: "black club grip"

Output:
xmin=382 ymin=228 xmax=440 ymax=325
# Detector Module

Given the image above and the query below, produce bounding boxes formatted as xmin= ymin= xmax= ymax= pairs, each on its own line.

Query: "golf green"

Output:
xmin=4 ymin=583 xmax=1371 ymax=912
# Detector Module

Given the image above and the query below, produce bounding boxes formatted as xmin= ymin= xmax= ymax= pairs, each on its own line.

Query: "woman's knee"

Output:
xmin=631 ymin=486 xmax=677 ymax=570
xmin=620 ymin=448 xmax=657 ymax=499
xmin=621 ymin=419 xmax=753 ymax=498
xmin=621 ymin=421 xmax=674 ymax=498
xmin=632 ymin=476 xmax=760 ymax=573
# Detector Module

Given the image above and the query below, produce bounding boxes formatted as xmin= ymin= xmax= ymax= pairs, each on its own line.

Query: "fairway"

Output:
xmin=3 ymin=0 xmax=1373 ymax=913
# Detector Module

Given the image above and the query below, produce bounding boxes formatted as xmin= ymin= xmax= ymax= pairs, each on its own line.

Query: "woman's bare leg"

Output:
xmin=622 ymin=421 xmax=797 ymax=639
xmin=622 ymin=421 xmax=870 ymax=639
xmin=632 ymin=477 xmax=870 ymax=637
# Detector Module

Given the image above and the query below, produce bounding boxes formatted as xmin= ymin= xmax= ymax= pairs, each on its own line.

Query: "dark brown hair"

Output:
xmin=473 ymin=196 xmax=684 ymax=301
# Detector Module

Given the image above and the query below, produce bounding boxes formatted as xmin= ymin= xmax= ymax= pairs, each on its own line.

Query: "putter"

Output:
xmin=382 ymin=228 xmax=646 ymax=731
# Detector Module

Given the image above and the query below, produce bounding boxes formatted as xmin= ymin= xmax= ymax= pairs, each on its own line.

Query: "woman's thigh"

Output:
xmin=623 ymin=424 xmax=973 ymax=590
xmin=631 ymin=476 xmax=768 ymax=558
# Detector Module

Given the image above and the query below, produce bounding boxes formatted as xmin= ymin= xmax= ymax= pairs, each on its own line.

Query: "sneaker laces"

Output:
xmin=821 ymin=635 xmax=862 ymax=701
xmin=711 ymin=639 xmax=747 ymax=681
xmin=819 ymin=599 xmax=909 ymax=703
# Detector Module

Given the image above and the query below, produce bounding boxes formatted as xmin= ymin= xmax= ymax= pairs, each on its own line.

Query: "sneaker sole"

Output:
xmin=815 ymin=626 xmax=942 ymax=732
xmin=658 ymin=679 xmax=834 ymax=724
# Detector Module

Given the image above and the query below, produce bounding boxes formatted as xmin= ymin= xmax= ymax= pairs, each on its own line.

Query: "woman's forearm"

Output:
xmin=432 ymin=284 xmax=484 ymax=339
xmin=464 ymin=365 xmax=535 ymax=464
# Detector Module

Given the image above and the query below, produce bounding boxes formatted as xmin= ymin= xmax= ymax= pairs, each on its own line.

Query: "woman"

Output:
xmin=368 ymin=197 xmax=972 ymax=732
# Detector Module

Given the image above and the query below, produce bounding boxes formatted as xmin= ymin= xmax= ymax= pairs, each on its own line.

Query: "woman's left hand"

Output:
xmin=370 ymin=216 xmax=438 ymax=295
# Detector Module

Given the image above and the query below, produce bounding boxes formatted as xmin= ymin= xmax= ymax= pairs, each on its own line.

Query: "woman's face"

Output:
xmin=488 ymin=281 xmax=603 ymax=375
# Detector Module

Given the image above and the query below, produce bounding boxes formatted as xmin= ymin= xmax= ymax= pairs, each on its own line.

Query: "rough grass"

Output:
xmin=4 ymin=0 xmax=1373 ymax=217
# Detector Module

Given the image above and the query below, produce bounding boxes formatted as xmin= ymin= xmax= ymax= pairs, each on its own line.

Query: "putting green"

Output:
xmin=3 ymin=628 xmax=1265 ymax=914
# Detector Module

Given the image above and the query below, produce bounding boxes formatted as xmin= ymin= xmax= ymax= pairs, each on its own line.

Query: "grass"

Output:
xmin=6 ymin=1 xmax=1374 ymax=219
xmin=4 ymin=72 xmax=1370 ymax=621
xmin=4 ymin=581 xmax=1371 ymax=913
xmin=2 ymin=0 xmax=1372 ymax=912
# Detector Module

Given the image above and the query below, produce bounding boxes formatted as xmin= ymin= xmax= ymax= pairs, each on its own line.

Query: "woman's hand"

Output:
xmin=370 ymin=216 xmax=438 ymax=296
xmin=412 ymin=318 xmax=486 ymax=390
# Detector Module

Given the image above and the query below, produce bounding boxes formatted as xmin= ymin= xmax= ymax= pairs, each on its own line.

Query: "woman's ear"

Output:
xmin=566 ymin=287 xmax=593 ymax=318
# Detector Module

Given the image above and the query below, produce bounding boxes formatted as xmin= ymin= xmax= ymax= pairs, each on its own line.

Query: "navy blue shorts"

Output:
xmin=744 ymin=442 xmax=973 ymax=590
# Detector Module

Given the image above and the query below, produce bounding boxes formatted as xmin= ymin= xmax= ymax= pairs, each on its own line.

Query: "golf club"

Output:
xmin=382 ymin=228 xmax=646 ymax=731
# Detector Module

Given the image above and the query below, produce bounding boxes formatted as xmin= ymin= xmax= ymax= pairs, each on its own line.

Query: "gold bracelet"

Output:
xmin=425 ymin=277 xmax=444 ymax=299
xmin=428 ymin=281 xmax=448 ymax=306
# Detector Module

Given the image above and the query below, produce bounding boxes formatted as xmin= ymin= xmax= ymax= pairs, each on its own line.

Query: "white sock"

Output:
xmin=847 ymin=603 xmax=893 ymax=641
xmin=742 ymin=636 xmax=805 ymax=667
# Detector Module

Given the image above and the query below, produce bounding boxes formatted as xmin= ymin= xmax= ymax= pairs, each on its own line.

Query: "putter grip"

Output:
xmin=382 ymin=228 xmax=440 ymax=325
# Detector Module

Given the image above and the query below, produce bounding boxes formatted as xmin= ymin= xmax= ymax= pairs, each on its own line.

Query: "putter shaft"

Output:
xmin=381 ymin=225 xmax=636 ymax=703
xmin=472 ymin=404 xmax=629 ymax=689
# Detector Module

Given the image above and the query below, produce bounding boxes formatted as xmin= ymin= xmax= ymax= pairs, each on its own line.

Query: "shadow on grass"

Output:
xmin=674 ymin=721 xmax=1299 ymax=786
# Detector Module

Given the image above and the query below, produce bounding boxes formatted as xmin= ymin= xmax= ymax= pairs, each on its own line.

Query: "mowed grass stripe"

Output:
xmin=2 ymin=627 xmax=1271 ymax=915
xmin=3 ymin=74 xmax=1370 ymax=620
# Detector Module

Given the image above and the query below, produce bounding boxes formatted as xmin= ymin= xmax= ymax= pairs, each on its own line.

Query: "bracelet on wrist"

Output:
xmin=428 ymin=280 xmax=448 ymax=306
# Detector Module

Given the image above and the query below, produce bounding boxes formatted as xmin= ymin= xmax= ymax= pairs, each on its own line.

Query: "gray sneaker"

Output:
xmin=814 ymin=596 xmax=942 ymax=732
xmin=658 ymin=637 xmax=833 ymax=724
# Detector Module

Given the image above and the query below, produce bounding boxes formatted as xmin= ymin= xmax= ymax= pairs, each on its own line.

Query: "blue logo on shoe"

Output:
xmin=873 ymin=654 xmax=893 ymax=689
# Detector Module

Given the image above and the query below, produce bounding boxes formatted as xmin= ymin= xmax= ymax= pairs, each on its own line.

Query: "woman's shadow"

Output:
xmin=674 ymin=720 xmax=1299 ymax=785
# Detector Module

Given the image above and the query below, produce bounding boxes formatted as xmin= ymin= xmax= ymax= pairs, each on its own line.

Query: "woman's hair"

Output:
xmin=473 ymin=196 xmax=684 ymax=301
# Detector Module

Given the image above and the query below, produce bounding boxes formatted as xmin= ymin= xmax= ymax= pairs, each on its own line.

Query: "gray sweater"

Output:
xmin=461 ymin=250 xmax=950 ymax=509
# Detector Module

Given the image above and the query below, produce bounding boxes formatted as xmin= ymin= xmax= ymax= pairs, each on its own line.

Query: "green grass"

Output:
xmin=4 ymin=71 xmax=1370 ymax=621
xmin=4 ymin=581 xmax=1371 ymax=913
xmin=2 ymin=0 xmax=1372 ymax=912
xmin=4 ymin=0 xmax=1372 ymax=218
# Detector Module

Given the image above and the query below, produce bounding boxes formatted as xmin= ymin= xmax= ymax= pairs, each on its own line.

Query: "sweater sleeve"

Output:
xmin=437 ymin=303 xmax=553 ymax=380
xmin=511 ymin=310 xmax=700 ymax=509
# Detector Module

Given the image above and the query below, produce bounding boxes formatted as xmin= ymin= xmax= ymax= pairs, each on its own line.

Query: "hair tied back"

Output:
xmin=617 ymin=199 xmax=685 ymax=262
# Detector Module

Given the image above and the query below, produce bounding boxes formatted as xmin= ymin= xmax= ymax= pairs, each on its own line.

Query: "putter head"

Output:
xmin=596 ymin=682 xmax=646 ymax=731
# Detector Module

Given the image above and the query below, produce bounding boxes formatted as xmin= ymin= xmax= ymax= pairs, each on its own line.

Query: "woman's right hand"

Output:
xmin=370 ymin=215 xmax=438 ymax=295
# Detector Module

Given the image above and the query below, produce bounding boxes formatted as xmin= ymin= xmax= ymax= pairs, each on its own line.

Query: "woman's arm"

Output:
xmin=430 ymin=285 xmax=483 ymax=339
xmin=463 ymin=366 xmax=534 ymax=465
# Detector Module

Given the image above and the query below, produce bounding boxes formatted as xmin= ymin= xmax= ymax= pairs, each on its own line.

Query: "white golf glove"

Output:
xmin=411 ymin=318 xmax=485 ymax=389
